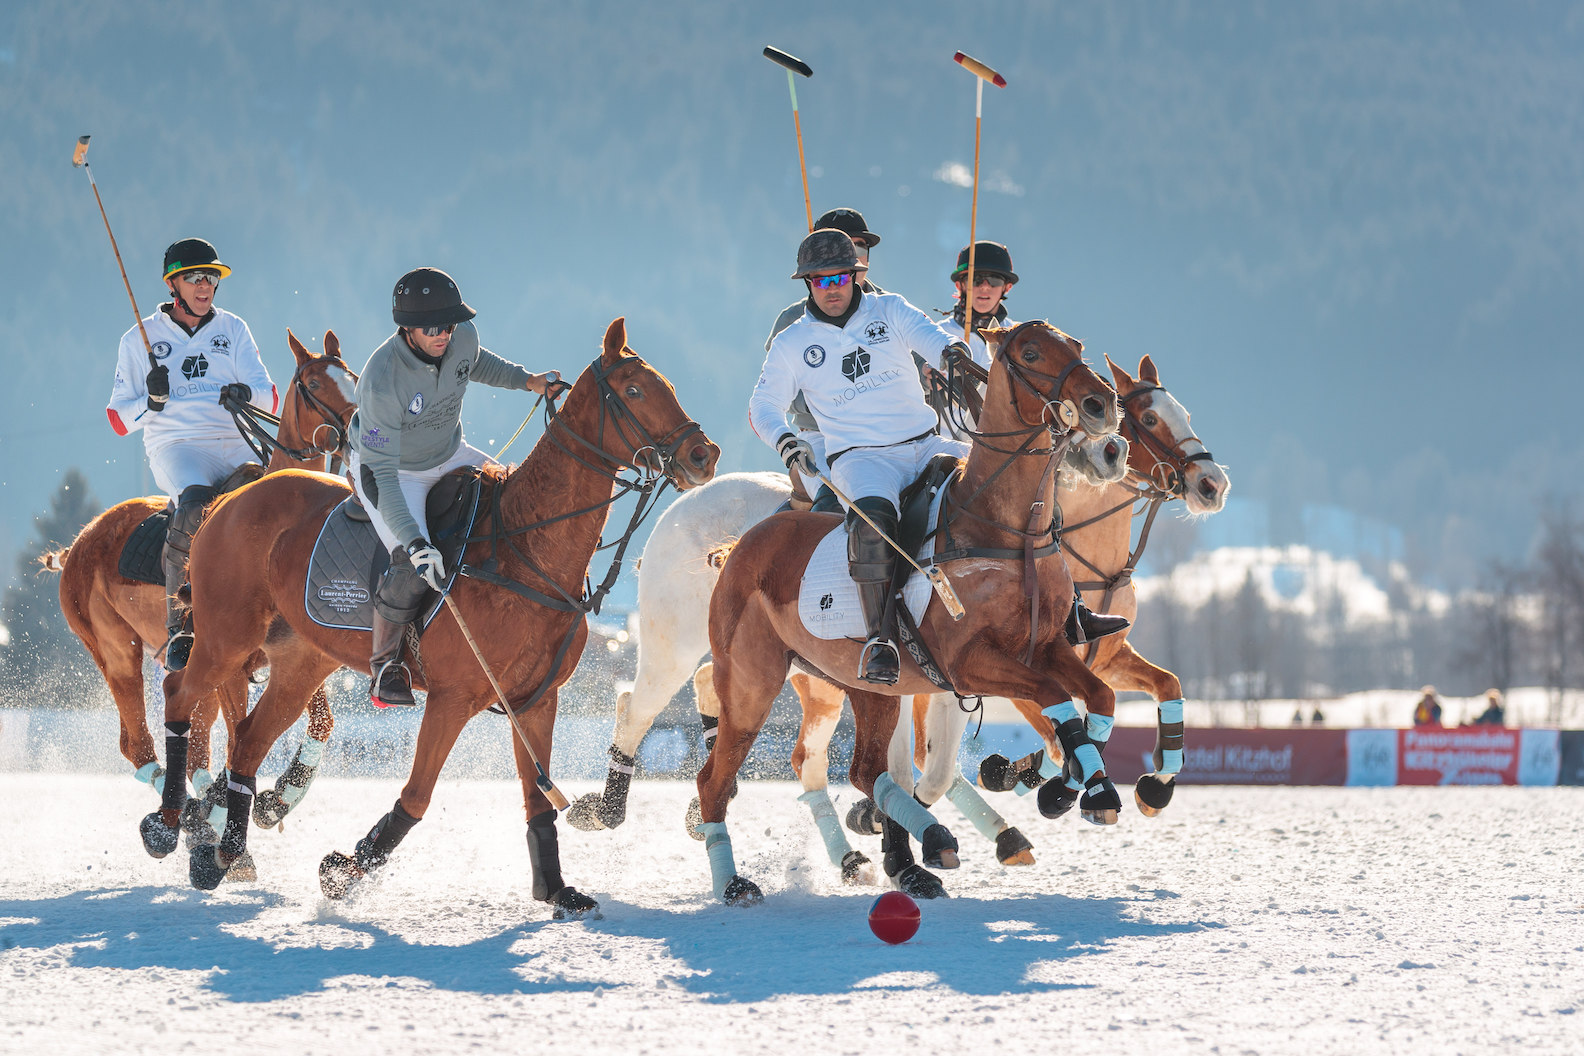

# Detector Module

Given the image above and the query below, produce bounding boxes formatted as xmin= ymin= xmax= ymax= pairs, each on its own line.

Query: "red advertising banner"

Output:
xmin=1105 ymin=727 xmax=1348 ymax=785
xmin=1396 ymin=727 xmax=1520 ymax=785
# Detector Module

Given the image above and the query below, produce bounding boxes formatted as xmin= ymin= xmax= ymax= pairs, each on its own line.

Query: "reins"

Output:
xmin=223 ymin=365 xmax=358 ymax=470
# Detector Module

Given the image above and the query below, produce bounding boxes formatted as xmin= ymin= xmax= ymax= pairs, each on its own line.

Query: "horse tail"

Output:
xmin=39 ymin=548 xmax=68 ymax=573
xmin=705 ymin=540 xmax=737 ymax=570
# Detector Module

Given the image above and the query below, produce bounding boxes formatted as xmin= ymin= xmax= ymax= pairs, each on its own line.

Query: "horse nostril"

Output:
xmin=1200 ymin=477 xmax=1218 ymax=497
xmin=1104 ymin=440 xmax=1120 ymax=460
xmin=690 ymin=445 xmax=710 ymax=467
xmin=1082 ymin=396 xmax=1106 ymax=419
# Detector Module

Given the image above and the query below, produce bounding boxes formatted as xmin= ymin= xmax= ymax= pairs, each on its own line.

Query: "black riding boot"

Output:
xmin=1064 ymin=591 xmax=1130 ymax=646
xmin=161 ymin=484 xmax=217 ymax=671
xmin=848 ymin=497 xmax=900 ymax=685
xmin=369 ymin=548 xmax=428 ymax=708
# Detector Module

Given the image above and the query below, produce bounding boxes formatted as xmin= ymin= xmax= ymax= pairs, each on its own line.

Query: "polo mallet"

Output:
xmin=763 ymin=46 xmax=815 ymax=232
xmin=812 ymin=467 xmax=966 ymax=621
xmin=951 ymin=52 xmax=1008 ymax=347
xmin=73 ymin=135 xmax=157 ymax=372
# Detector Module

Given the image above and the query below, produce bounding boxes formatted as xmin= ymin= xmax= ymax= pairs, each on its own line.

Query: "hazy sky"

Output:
xmin=4 ymin=1 xmax=1581 ymax=590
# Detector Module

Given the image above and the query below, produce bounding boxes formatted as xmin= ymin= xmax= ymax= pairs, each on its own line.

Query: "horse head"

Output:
xmin=981 ymin=322 xmax=1120 ymax=441
xmin=1107 ymin=353 xmax=1228 ymax=514
xmin=1062 ymin=430 xmax=1131 ymax=487
xmin=558 ymin=317 xmax=720 ymax=491
xmin=283 ymin=329 xmax=359 ymax=463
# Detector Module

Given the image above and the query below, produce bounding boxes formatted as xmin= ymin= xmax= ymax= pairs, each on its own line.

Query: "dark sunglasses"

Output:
xmin=965 ymin=274 xmax=1008 ymax=289
xmin=809 ymin=272 xmax=855 ymax=291
xmin=416 ymin=323 xmax=457 ymax=337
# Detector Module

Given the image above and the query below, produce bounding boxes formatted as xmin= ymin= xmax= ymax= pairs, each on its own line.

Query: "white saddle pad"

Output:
xmin=797 ymin=488 xmax=946 ymax=640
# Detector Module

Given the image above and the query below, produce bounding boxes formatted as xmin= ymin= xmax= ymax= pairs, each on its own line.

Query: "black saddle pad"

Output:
xmin=118 ymin=506 xmax=172 ymax=586
xmin=304 ymin=468 xmax=485 ymax=632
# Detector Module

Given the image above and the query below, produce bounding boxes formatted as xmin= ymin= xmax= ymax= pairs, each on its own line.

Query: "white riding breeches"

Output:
xmin=828 ymin=433 xmax=968 ymax=513
xmin=350 ymin=442 xmax=492 ymax=555
xmin=147 ymin=438 xmax=258 ymax=503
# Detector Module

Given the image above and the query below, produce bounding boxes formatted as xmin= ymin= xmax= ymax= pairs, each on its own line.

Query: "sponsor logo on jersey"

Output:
xmin=408 ymin=392 xmax=425 ymax=415
xmin=209 ymin=335 xmax=231 ymax=354
xmin=151 ymin=341 xmax=172 ymax=360
xmin=455 ymin=360 xmax=471 ymax=384
xmin=804 ymin=345 xmax=826 ymax=367
xmin=181 ymin=353 xmax=209 ymax=380
xmin=361 ymin=427 xmax=391 ymax=450
xmin=829 ymin=366 xmax=907 ymax=407
xmin=863 ymin=321 xmax=890 ymax=344
xmin=841 ymin=347 xmax=872 ymax=382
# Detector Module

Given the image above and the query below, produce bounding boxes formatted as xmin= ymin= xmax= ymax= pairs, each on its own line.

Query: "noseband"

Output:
xmin=548 ymin=354 xmax=705 ymax=485
xmin=996 ymin=320 xmax=1093 ymax=433
xmin=1119 ymin=383 xmax=1215 ymax=497
xmin=293 ymin=367 xmax=358 ymax=459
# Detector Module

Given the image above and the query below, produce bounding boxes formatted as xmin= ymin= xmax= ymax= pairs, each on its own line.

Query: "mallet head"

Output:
xmin=763 ymin=46 xmax=813 ymax=78
xmin=953 ymin=52 xmax=1007 ymax=87
xmin=72 ymin=135 xmax=90 ymax=167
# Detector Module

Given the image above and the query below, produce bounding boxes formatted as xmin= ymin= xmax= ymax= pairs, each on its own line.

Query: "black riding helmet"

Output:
xmin=392 ymin=267 xmax=476 ymax=327
xmin=950 ymin=241 xmax=1017 ymax=284
xmin=814 ymin=207 xmax=881 ymax=248
xmin=163 ymin=238 xmax=231 ymax=281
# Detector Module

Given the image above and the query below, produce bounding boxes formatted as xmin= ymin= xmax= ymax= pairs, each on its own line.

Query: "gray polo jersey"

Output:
xmin=350 ymin=320 xmax=532 ymax=545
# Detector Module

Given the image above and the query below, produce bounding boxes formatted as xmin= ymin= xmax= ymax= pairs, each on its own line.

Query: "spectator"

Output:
xmin=1412 ymin=686 xmax=1444 ymax=727
xmin=1473 ymin=689 xmax=1506 ymax=727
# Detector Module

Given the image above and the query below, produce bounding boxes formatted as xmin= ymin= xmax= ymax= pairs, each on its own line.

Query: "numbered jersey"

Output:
xmin=107 ymin=305 xmax=276 ymax=449
xmin=749 ymin=289 xmax=955 ymax=460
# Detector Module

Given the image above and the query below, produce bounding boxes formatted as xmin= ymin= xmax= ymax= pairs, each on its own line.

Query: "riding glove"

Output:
xmin=218 ymin=382 xmax=252 ymax=406
xmin=775 ymin=433 xmax=818 ymax=477
xmin=941 ymin=341 xmax=972 ymax=367
xmin=145 ymin=365 xmax=170 ymax=412
xmin=407 ymin=538 xmax=446 ymax=591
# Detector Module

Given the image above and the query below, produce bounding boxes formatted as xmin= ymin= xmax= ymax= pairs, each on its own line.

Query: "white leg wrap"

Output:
xmin=134 ymin=762 xmax=164 ymax=796
xmin=797 ymin=788 xmax=854 ymax=867
xmin=872 ymin=772 xmax=937 ymax=843
xmin=945 ymin=773 xmax=1006 ymax=840
xmin=696 ymin=821 xmax=737 ymax=899
xmin=190 ymin=768 xmax=214 ymax=798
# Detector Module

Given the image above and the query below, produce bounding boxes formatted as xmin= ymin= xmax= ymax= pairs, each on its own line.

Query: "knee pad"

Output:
xmin=167 ymin=485 xmax=219 ymax=554
xmin=846 ymin=497 xmax=898 ymax=579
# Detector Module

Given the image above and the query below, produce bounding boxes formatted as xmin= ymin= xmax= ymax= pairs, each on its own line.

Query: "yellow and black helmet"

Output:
xmin=163 ymin=238 xmax=232 ymax=281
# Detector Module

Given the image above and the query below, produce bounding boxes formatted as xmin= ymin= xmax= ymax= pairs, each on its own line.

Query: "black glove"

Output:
xmin=145 ymin=365 xmax=170 ymax=412
xmin=218 ymin=382 xmax=252 ymax=406
xmin=941 ymin=341 xmax=972 ymax=368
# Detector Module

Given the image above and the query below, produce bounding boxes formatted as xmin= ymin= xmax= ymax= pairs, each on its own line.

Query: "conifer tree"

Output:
xmin=1 ymin=469 xmax=102 ymax=694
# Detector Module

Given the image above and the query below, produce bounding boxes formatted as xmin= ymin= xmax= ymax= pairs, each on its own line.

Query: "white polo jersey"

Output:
xmin=749 ymin=289 xmax=956 ymax=460
xmin=107 ymin=305 xmax=277 ymax=452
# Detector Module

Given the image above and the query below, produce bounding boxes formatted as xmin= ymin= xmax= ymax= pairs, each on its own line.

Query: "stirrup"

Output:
xmin=857 ymin=637 xmax=900 ymax=686
xmin=1066 ymin=605 xmax=1130 ymax=646
xmin=370 ymin=659 xmax=417 ymax=708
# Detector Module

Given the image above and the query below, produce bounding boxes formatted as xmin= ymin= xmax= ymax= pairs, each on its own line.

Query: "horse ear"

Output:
xmin=324 ymin=330 xmax=342 ymax=361
xmin=602 ymin=317 xmax=631 ymax=364
xmin=287 ymin=328 xmax=312 ymax=367
xmin=1138 ymin=354 xmax=1159 ymax=384
xmin=1107 ymin=354 xmax=1135 ymax=393
xmin=979 ymin=326 xmax=1009 ymax=354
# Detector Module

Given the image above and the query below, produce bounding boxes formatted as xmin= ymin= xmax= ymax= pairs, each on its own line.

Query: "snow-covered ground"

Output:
xmin=2 ymin=773 xmax=1581 ymax=1055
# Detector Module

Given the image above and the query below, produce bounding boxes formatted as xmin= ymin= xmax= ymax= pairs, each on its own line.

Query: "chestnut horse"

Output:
xmin=150 ymin=319 xmax=718 ymax=915
xmin=45 ymin=330 xmax=355 ymax=816
xmin=696 ymin=322 xmax=1122 ymax=905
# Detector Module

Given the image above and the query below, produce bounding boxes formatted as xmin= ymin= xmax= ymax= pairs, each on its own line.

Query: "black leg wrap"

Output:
xmin=880 ymin=816 xmax=914 ymax=878
xmin=525 ymin=809 xmax=565 ymax=901
xmin=1152 ymin=721 xmax=1185 ymax=772
xmin=353 ymin=800 xmax=420 ymax=872
xmin=159 ymin=722 xmax=191 ymax=816
xmin=885 ymin=817 xmax=949 ymax=900
xmin=219 ymin=775 xmax=256 ymax=860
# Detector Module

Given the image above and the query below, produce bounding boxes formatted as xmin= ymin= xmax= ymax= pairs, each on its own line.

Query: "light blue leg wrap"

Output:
xmin=1015 ymin=751 xmax=1063 ymax=796
xmin=696 ymin=821 xmax=737 ymax=899
xmin=134 ymin=762 xmax=165 ymax=796
xmin=1043 ymin=701 xmax=1104 ymax=786
xmin=280 ymin=735 xmax=327 ymax=808
xmin=873 ymin=772 xmax=937 ymax=843
xmin=1158 ymin=699 xmax=1185 ymax=774
xmin=797 ymin=788 xmax=854 ymax=867
xmin=1087 ymin=713 xmax=1115 ymax=743
xmin=190 ymin=768 xmax=214 ymax=798
xmin=945 ymin=773 xmax=1006 ymax=841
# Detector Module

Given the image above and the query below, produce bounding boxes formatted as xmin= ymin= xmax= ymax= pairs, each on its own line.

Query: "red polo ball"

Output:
xmin=868 ymin=891 xmax=921 ymax=944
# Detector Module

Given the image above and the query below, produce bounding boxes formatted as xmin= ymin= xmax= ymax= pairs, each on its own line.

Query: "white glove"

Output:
xmin=407 ymin=539 xmax=446 ymax=591
xmin=775 ymin=433 xmax=819 ymax=477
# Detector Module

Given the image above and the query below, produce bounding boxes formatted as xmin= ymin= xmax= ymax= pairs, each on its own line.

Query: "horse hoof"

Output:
xmin=252 ymin=789 xmax=290 ymax=829
xmin=845 ymin=798 xmax=883 ymax=836
xmin=723 ymin=875 xmax=764 ymax=906
xmin=224 ymin=851 xmax=258 ymax=883
xmin=1037 ymin=781 xmax=1078 ymax=820
xmin=319 ymin=850 xmax=364 ymax=900
xmin=188 ymin=845 xmax=229 ymax=891
xmin=840 ymin=850 xmax=874 ymax=885
xmin=995 ymin=827 xmax=1036 ymax=866
xmin=977 ymin=754 xmax=1017 ymax=792
xmin=893 ymin=864 xmax=949 ymax=900
xmin=566 ymin=793 xmax=609 ymax=833
xmin=1135 ymin=773 xmax=1176 ymax=817
xmin=549 ymin=886 xmax=602 ymax=920
xmin=139 ymin=812 xmax=179 ymax=859
xmin=921 ymin=823 xmax=960 ymax=870
xmin=1080 ymin=780 xmax=1123 ymax=826
xmin=684 ymin=796 xmax=706 ymax=841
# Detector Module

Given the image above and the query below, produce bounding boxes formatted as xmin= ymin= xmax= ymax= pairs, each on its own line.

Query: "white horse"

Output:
xmin=566 ymin=428 xmax=1130 ymax=879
